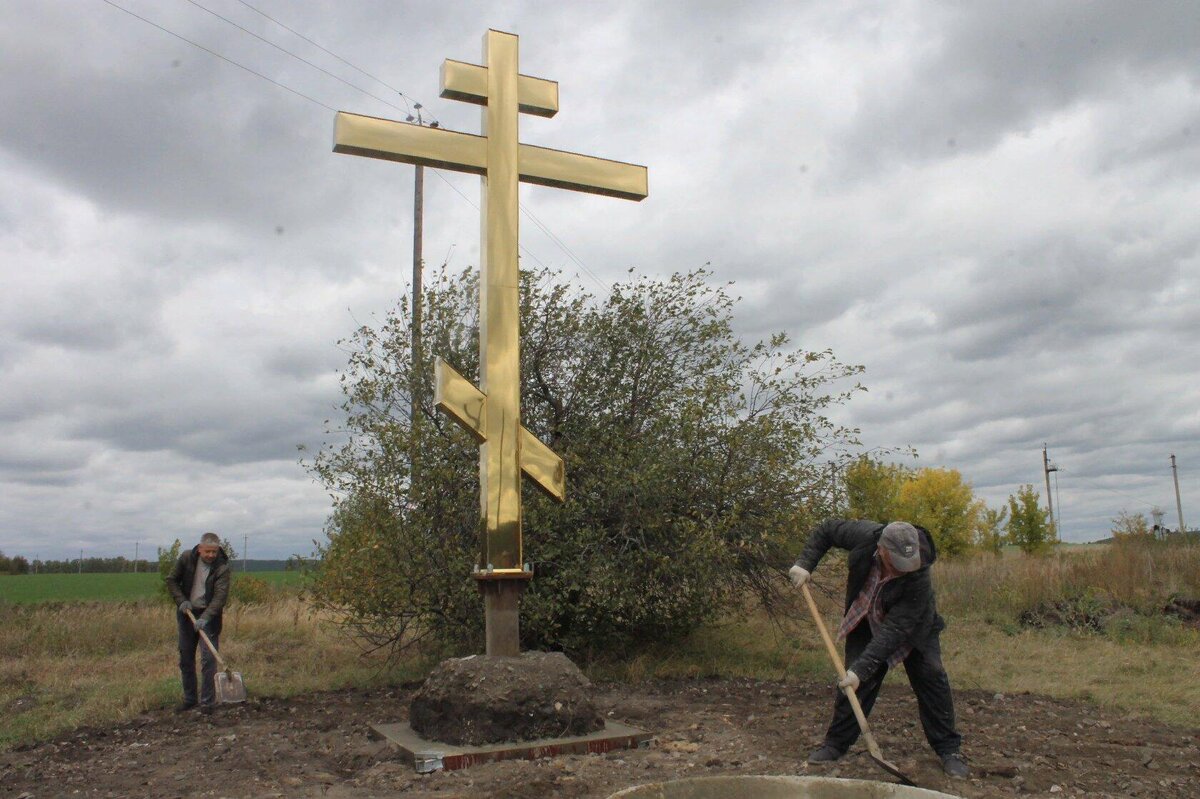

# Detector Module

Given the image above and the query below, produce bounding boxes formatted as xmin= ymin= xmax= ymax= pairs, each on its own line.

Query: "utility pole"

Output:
xmin=1170 ymin=454 xmax=1186 ymax=537
xmin=1042 ymin=444 xmax=1058 ymax=537
xmin=78 ymin=548 xmax=83 ymax=575
xmin=134 ymin=541 xmax=139 ymax=573
xmin=409 ymin=103 xmax=433 ymax=426
xmin=243 ymin=532 xmax=248 ymax=573
xmin=412 ymin=162 xmax=424 ymax=423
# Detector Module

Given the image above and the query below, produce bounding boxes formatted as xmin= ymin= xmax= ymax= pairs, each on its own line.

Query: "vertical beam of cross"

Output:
xmin=479 ymin=31 xmax=522 ymax=575
xmin=333 ymin=29 xmax=647 ymax=656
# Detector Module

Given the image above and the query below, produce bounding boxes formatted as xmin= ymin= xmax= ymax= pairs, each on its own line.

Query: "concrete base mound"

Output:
xmin=409 ymin=651 xmax=603 ymax=745
xmin=608 ymin=776 xmax=962 ymax=799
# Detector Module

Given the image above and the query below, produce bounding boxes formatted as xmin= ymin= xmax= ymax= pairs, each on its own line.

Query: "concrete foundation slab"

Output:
xmin=608 ymin=776 xmax=962 ymax=798
xmin=371 ymin=720 xmax=652 ymax=773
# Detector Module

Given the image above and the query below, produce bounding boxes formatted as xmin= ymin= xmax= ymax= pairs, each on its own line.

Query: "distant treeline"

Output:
xmin=0 ymin=553 xmax=311 ymax=575
xmin=18 ymin=556 xmax=153 ymax=574
xmin=0 ymin=551 xmax=32 ymax=575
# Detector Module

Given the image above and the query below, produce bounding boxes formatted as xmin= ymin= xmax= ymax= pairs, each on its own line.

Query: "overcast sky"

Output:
xmin=2 ymin=1 xmax=1197 ymax=560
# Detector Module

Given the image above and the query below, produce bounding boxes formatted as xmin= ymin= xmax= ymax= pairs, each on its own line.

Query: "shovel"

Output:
xmin=184 ymin=609 xmax=247 ymax=704
xmin=799 ymin=583 xmax=916 ymax=787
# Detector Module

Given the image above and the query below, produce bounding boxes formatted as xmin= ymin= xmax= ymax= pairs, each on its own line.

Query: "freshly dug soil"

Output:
xmin=1018 ymin=597 xmax=1129 ymax=632
xmin=1020 ymin=595 xmax=1200 ymax=634
xmin=1 ymin=677 xmax=1197 ymax=798
xmin=409 ymin=651 xmax=603 ymax=745
xmin=1163 ymin=597 xmax=1200 ymax=628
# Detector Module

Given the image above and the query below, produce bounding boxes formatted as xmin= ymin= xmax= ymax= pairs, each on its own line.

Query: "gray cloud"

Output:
xmin=1 ymin=0 xmax=1198 ymax=559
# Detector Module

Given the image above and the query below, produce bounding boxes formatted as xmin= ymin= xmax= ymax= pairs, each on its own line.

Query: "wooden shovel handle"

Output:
xmin=800 ymin=582 xmax=884 ymax=761
xmin=184 ymin=608 xmax=229 ymax=672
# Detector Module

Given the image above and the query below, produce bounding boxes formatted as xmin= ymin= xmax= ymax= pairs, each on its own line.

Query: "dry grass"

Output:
xmin=596 ymin=545 xmax=1200 ymax=728
xmin=0 ymin=598 xmax=425 ymax=749
xmin=940 ymin=618 xmax=1200 ymax=727
xmin=934 ymin=543 xmax=1200 ymax=618
xmin=4 ymin=545 xmax=1198 ymax=750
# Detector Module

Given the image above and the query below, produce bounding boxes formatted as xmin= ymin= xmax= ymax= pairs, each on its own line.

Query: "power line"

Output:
xmin=100 ymin=0 xmax=336 ymax=112
xmin=103 ymin=0 xmax=608 ymax=295
xmin=182 ymin=0 xmax=411 ymax=117
xmin=233 ymin=0 xmax=428 ymax=118
xmin=1056 ymin=466 xmax=1159 ymax=510
xmin=188 ymin=1 xmax=606 ymax=292
xmin=426 ymin=170 xmax=559 ymax=274
xmin=519 ymin=203 xmax=610 ymax=292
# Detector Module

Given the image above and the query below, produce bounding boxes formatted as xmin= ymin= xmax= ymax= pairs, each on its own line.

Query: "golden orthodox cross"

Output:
xmin=333 ymin=30 xmax=647 ymax=655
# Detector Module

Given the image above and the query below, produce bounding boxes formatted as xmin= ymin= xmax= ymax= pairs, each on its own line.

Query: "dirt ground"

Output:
xmin=2 ymin=678 xmax=1197 ymax=799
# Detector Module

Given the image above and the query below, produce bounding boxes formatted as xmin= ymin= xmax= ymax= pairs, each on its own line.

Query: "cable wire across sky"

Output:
xmin=98 ymin=0 xmax=613 ymax=295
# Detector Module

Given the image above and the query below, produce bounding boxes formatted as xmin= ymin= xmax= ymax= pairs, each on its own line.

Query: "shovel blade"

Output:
xmin=870 ymin=753 xmax=917 ymax=787
xmin=215 ymin=670 xmax=247 ymax=704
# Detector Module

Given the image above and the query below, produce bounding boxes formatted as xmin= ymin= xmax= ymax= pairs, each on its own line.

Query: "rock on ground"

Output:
xmin=409 ymin=651 xmax=604 ymax=745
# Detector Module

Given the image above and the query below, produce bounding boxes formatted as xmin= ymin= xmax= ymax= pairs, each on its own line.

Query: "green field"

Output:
xmin=0 ymin=571 xmax=304 ymax=605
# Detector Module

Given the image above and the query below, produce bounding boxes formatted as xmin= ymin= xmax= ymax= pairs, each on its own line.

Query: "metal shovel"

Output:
xmin=800 ymin=583 xmax=916 ymax=786
xmin=184 ymin=609 xmax=247 ymax=704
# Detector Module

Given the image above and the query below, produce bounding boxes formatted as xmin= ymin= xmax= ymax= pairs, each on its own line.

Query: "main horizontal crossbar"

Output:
xmin=333 ymin=112 xmax=648 ymax=201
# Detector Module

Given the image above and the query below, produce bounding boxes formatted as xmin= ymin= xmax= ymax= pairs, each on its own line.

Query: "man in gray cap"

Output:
xmin=790 ymin=520 xmax=968 ymax=778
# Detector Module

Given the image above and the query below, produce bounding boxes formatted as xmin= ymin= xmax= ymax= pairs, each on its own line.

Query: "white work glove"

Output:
xmin=838 ymin=670 xmax=860 ymax=691
xmin=788 ymin=565 xmax=810 ymax=588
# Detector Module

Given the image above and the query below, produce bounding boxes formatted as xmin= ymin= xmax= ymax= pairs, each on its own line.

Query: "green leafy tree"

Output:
xmin=844 ymin=456 xmax=910 ymax=522
xmin=1006 ymin=485 xmax=1052 ymax=555
xmin=307 ymin=267 xmax=865 ymax=658
xmin=974 ymin=504 xmax=1008 ymax=556
xmin=157 ymin=539 xmax=182 ymax=603
xmin=0 ymin=551 xmax=25 ymax=574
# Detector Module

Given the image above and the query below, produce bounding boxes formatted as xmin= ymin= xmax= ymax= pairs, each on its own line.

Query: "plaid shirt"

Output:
xmin=836 ymin=554 xmax=913 ymax=668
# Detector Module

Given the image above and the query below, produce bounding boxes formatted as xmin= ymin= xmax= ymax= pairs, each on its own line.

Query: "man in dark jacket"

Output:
xmin=791 ymin=519 xmax=968 ymax=778
xmin=165 ymin=532 xmax=231 ymax=715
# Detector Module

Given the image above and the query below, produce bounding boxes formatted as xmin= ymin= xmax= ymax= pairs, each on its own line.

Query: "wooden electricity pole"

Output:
xmin=1042 ymin=444 xmax=1058 ymax=536
xmin=409 ymin=104 xmax=432 ymax=426
xmin=411 ymin=163 xmax=424 ymax=424
xmin=1170 ymin=454 xmax=1186 ymax=537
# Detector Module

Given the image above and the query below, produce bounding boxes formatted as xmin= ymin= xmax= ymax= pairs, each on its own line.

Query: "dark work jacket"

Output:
xmin=794 ymin=519 xmax=945 ymax=680
xmin=166 ymin=546 xmax=231 ymax=623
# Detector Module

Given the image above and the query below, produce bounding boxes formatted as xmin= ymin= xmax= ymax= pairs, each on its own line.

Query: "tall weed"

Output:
xmin=935 ymin=544 xmax=1200 ymax=619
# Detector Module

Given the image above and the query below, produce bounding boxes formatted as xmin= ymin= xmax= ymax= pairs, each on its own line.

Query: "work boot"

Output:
xmin=807 ymin=744 xmax=843 ymax=764
xmin=199 ymin=704 xmax=216 ymax=717
xmin=174 ymin=701 xmax=196 ymax=713
xmin=941 ymin=752 xmax=969 ymax=778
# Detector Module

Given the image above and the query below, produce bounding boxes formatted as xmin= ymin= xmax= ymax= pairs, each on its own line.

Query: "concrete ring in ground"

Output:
xmin=608 ymin=775 xmax=962 ymax=799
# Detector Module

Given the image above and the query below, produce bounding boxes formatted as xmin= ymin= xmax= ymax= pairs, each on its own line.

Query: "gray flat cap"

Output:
xmin=879 ymin=522 xmax=922 ymax=572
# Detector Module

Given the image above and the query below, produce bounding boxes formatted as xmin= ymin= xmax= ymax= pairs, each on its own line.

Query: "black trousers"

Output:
xmin=176 ymin=609 xmax=222 ymax=706
xmin=823 ymin=624 xmax=962 ymax=756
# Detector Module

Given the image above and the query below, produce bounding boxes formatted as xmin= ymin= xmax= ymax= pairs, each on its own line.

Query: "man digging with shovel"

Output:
xmin=166 ymin=532 xmax=231 ymax=716
xmin=791 ymin=520 xmax=969 ymax=779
